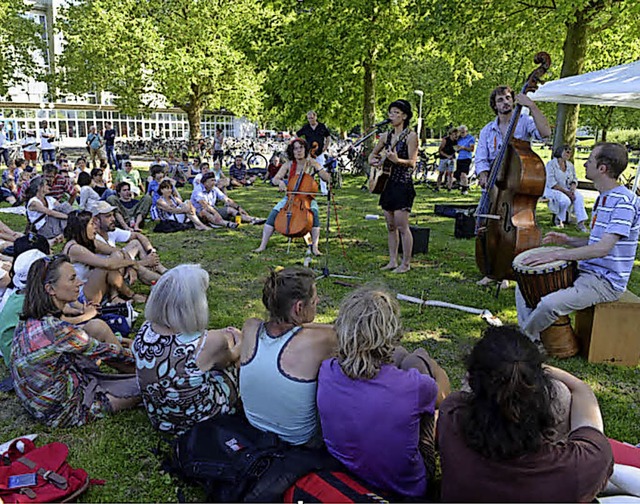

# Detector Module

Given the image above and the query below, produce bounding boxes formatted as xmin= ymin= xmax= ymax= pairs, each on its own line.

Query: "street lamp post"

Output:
xmin=414 ymin=90 xmax=424 ymax=142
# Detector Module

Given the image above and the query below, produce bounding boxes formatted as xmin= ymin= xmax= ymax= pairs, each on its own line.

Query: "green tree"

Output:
xmin=57 ymin=0 xmax=265 ymax=140
xmin=0 ymin=0 xmax=45 ymax=96
xmin=263 ymin=0 xmax=462 ymax=142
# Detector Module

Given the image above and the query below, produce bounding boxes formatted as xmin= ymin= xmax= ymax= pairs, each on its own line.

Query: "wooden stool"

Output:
xmin=575 ymin=291 xmax=640 ymax=366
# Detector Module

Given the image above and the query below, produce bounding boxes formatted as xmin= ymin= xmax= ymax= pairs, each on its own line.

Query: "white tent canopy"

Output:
xmin=530 ymin=60 xmax=640 ymax=109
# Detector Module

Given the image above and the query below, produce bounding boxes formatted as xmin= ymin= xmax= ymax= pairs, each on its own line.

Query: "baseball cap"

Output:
xmin=90 ymin=201 xmax=117 ymax=216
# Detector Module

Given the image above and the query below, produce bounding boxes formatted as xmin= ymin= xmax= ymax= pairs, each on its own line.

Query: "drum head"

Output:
xmin=512 ymin=246 xmax=569 ymax=273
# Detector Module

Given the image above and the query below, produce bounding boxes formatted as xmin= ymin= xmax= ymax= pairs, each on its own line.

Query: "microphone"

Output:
xmin=374 ymin=119 xmax=391 ymax=127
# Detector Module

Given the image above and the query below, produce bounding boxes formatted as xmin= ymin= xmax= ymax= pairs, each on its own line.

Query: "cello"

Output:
xmin=274 ymin=161 xmax=319 ymax=238
xmin=475 ymin=52 xmax=551 ymax=281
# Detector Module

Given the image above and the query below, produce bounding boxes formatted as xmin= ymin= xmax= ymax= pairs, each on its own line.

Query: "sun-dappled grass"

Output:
xmin=0 ymin=172 xmax=638 ymax=502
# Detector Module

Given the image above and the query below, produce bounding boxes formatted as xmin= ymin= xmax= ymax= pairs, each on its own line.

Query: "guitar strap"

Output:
xmin=384 ymin=128 xmax=411 ymax=162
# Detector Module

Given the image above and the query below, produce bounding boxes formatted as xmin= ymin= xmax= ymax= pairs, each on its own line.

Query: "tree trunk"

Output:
xmin=184 ymin=102 xmax=204 ymax=144
xmin=362 ymin=58 xmax=376 ymax=162
xmin=553 ymin=13 xmax=588 ymax=151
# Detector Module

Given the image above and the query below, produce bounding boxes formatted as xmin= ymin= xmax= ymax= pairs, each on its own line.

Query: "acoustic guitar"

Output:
xmin=368 ymin=155 xmax=392 ymax=194
xmin=368 ymin=128 xmax=410 ymax=194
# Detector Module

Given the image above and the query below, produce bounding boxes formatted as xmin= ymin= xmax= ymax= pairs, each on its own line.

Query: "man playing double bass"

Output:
xmin=475 ymin=85 xmax=552 ymax=287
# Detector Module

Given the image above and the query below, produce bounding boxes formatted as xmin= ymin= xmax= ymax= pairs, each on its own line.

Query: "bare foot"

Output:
xmin=476 ymin=276 xmax=493 ymax=287
xmin=381 ymin=262 xmax=398 ymax=270
xmin=253 ymin=247 xmax=265 ymax=253
xmin=392 ymin=264 xmax=410 ymax=274
xmin=311 ymin=249 xmax=323 ymax=256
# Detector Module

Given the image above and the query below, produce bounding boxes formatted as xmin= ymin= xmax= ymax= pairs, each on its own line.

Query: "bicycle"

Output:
xmin=413 ymin=150 xmax=438 ymax=185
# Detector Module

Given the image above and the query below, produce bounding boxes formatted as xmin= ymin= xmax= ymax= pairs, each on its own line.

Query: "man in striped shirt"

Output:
xmin=516 ymin=142 xmax=640 ymax=342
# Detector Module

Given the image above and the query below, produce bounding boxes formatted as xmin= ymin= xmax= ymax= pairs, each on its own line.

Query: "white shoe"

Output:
xmin=576 ymin=222 xmax=588 ymax=233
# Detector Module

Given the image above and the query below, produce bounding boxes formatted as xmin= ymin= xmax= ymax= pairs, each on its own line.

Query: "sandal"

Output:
xmin=226 ymin=222 xmax=239 ymax=229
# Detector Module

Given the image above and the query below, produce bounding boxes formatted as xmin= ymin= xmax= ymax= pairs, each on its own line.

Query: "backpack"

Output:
xmin=284 ymin=470 xmax=392 ymax=503
xmin=166 ymin=413 xmax=341 ymax=502
xmin=0 ymin=438 xmax=90 ymax=503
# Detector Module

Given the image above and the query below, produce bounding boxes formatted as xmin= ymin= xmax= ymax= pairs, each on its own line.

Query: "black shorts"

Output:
xmin=379 ymin=180 xmax=415 ymax=212
xmin=454 ymin=158 xmax=472 ymax=180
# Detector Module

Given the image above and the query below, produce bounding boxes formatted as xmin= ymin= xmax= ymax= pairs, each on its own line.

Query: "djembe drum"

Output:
xmin=513 ymin=247 xmax=579 ymax=358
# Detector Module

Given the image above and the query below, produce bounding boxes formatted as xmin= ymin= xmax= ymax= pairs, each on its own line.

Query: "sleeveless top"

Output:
xmin=63 ymin=242 xmax=92 ymax=284
xmin=240 ymin=323 xmax=318 ymax=445
xmin=133 ymin=322 xmax=239 ymax=435
xmin=385 ymin=131 xmax=412 ymax=185
xmin=155 ymin=196 xmax=186 ymax=223
xmin=439 ymin=136 xmax=456 ymax=158
xmin=27 ymin=196 xmax=56 ymax=230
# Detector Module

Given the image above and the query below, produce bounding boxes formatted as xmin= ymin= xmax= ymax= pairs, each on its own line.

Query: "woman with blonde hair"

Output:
xmin=317 ymin=286 xmax=450 ymax=498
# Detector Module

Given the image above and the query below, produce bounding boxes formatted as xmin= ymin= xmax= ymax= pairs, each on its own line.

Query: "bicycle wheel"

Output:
xmin=247 ymin=153 xmax=268 ymax=171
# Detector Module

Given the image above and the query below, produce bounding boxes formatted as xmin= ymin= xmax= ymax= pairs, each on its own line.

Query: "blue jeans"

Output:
xmin=106 ymin=145 xmax=119 ymax=170
xmin=42 ymin=149 xmax=55 ymax=163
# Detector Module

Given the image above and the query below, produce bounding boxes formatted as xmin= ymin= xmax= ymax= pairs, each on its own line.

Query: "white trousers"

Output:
xmin=544 ymin=188 xmax=588 ymax=223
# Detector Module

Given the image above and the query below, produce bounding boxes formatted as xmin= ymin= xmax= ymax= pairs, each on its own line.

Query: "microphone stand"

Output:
xmin=314 ymin=124 xmax=387 ymax=282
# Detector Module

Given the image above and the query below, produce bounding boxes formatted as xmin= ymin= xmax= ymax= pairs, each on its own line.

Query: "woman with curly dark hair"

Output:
xmin=437 ymin=325 xmax=613 ymax=502
xmin=253 ymin=138 xmax=331 ymax=255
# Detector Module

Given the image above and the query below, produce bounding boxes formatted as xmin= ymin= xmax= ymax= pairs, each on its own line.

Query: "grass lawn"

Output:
xmin=0 ymin=171 xmax=639 ymax=502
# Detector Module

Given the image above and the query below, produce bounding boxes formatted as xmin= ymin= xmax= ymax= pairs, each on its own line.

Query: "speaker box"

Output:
xmin=398 ymin=226 xmax=430 ymax=256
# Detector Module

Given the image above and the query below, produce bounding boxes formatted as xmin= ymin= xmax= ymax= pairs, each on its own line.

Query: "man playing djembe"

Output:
xmin=516 ymin=142 xmax=640 ymax=346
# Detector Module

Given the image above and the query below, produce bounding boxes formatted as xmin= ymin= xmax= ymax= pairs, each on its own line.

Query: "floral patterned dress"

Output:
xmin=11 ymin=316 xmax=137 ymax=427
xmin=133 ymin=322 xmax=239 ymax=435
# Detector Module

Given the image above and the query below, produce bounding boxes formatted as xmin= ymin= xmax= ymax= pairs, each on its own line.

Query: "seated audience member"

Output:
xmin=192 ymin=161 xmax=211 ymax=188
xmin=176 ymin=153 xmax=193 ymax=183
xmin=0 ymin=233 xmax=49 ymax=312
xmin=146 ymin=164 xmax=166 ymax=203
xmin=267 ymin=152 xmax=283 ymax=181
xmin=91 ymin=201 xmax=166 ymax=280
xmin=133 ymin=264 xmax=241 ymax=435
xmin=212 ymin=160 xmax=230 ymax=192
xmin=16 ymin=165 xmax=35 ymax=203
xmin=45 ymin=162 xmax=77 ymax=204
xmin=25 ymin=176 xmax=73 ymax=242
xmin=544 ymin=144 xmax=588 ymax=231
xmin=107 ymin=181 xmax=153 ymax=231
xmin=317 ymin=286 xmax=450 ymax=499
xmin=229 ymin=155 xmax=257 ymax=187
xmin=63 ymin=210 xmax=155 ymax=304
xmin=0 ymin=171 xmax=17 ymax=205
xmin=437 ymin=325 xmax=613 ymax=503
xmin=11 ymin=255 xmax=139 ymax=428
xmin=190 ymin=173 xmax=239 ymax=229
xmin=77 ymin=172 xmax=101 ymax=211
xmin=240 ymin=267 xmax=336 ymax=445
xmin=0 ymin=249 xmax=48 ymax=366
xmin=89 ymin=167 xmax=114 ymax=199
xmin=153 ymin=179 xmax=209 ymax=231
xmin=114 ymin=160 xmax=145 ymax=196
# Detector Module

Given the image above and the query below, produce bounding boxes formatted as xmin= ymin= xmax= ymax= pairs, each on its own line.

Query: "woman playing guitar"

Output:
xmin=368 ymin=100 xmax=419 ymax=274
xmin=254 ymin=138 xmax=331 ymax=255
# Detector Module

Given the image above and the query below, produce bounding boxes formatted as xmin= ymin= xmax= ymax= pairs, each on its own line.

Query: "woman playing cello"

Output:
xmin=369 ymin=100 xmax=419 ymax=274
xmin=254 ymin=138 xmax=331 ymax=255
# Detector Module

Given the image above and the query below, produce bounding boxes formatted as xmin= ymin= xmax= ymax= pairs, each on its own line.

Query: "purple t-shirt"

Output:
xmin=317 ymin=358 xmax=438 ymax=497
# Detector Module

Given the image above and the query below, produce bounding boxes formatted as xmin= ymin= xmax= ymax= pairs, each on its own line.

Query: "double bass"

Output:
xmin=475 ymin=52 xmax=551 ymax=281
xmin=274 ymin=161 xmax=319 ymax=238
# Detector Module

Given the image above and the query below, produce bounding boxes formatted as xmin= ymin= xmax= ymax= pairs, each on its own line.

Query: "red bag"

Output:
xmin=283 ymin=470 xmax=391 ymax=503
xmin=0 ymin=438 xmax=90 ymax=503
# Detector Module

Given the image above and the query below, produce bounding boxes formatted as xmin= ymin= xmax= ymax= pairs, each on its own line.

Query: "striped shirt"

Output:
xmin=580 ymin=185 xmax=640 ymax=292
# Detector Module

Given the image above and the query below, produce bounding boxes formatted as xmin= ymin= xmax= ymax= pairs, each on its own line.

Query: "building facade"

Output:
xmin=0 ymin=0 xmax=255 ymax=148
